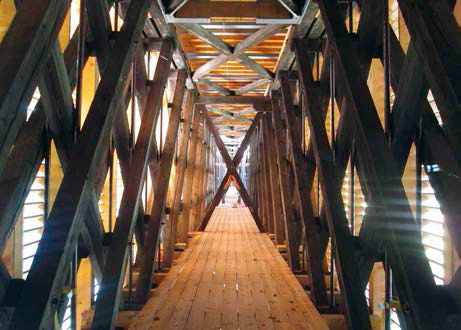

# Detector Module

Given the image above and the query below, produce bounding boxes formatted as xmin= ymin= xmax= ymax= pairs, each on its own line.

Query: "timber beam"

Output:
xmin=91 ymin=43 xmax=177 ymax=328
xmin=194 ymin=96 xmax=272 ymax=109
xmin=135 ymin=69 xmax=187 ymax=304
xmin=198 ymin=107 xmax=264 ymax=232
xmin=162 ymin=91 xmax=195 ymax=267
xmin=10 ymin=0 xmax=157 ymax=327
xmin=294 ymin=0 xmax=450 ymax=327
xmin=279 ymin=73 xmax=329 ymax=307
xmin=0 ymin=0 xmax=72 ymax=168
xmin=192 ymin=24 xmax=285 ymax=81
xmin=177 ymin=106 xmax=202 ymax=243
xmin=270 ymin=91 xmax=301 ymax=271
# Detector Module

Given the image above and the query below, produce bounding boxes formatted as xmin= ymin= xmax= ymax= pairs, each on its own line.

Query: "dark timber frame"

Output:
xmin=198 ymin=107 xmax=264 ymax=233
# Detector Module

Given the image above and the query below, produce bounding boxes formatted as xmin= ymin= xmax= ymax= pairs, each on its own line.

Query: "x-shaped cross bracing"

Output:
xmin=198 ymin=107 xmax=264 ymax=232
xmin=179 ymin=23 xmax=285 ymax=95
xmin=285 ymin=0 xmax=461 ymax=327
xmin=209 ymin=107 xmax=253 ymax=123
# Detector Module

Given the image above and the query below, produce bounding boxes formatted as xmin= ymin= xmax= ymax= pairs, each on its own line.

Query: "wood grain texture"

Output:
xmin=130 ymin=207 xmax=328 ymax=330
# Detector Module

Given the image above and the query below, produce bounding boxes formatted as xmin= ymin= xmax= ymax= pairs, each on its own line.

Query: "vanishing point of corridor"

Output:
xmin=1 ymin=0 xmax=460 ymax=328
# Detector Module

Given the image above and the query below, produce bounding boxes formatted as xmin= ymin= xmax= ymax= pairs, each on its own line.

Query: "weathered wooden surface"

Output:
xmin=135 ymin=70 xmax=187 ymax=304
xmin=130 ymin=207 xmax=328 ymax=330
xmin=10 ymin=0 xmax=154 ymax=327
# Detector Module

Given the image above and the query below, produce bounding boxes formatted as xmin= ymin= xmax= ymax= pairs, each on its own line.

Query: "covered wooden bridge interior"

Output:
xmin=1 ymin=0 xmax=461 ymax=329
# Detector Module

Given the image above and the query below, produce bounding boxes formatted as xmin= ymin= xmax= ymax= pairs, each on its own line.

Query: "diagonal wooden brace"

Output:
xmin=198 ymin=107 xmax=264 ymax=232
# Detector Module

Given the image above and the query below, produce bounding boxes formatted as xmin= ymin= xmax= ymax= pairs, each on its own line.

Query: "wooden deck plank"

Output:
xmin=130 ymin=207 xmax=328 ymax=330
xmin=151 ymin=217 xmax=219 ymax=329
xmin=182 ymin=210 xmax=224 ymax=329
xmin=240 ymin=209 xmax=293 ymax=330
xmin=221 ymin=209 xmax=239 ymax=329
xmin=254 ymin=213 xmax=328 ymax=329
xmin=202 ymin=211 xmax=228 ymax=329
xmin=240 ymin=212 xmax=276 ymax=330
xmin=239 ymin=218 xmax=275 ymax=329
xmin=131 ymin=227 xmax=211 ymax=328
xmin=250 ymin=211 xmax=327 ymax=329
xmin=235 ymin=215 xmax=258 ymax=330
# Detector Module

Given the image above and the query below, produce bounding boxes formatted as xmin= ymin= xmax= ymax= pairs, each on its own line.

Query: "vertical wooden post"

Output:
xmin=189 ymin=115 xmax=205 ymax=231
xmin=162 ymin=91 xmax=194 ymax=267
xmin=257 ymin=126 xmax=268 ymax=230
xmin=280 ymin=74 xmax=328 ymax=306
xmin=270 ymin=91 xmax=300 ymax=271
xmin=199 ymin=129 xmax=211 ymax=218
xmin=193 ymin=125 xmax=208 ymax=229
xmin=92 ymin=46 xmax=177 ymax=329
xmin=135 ymin=69 xmax=187 ymax=303
xmin=260 ymin=122 xmax=274 ymax=234
xmin=178 ymin=105 xmax=201 ymax=243
xmin=10 ymin=0 xmax=157 ymax=326
xmin=262 ymin=114 xmax=285 ymax=245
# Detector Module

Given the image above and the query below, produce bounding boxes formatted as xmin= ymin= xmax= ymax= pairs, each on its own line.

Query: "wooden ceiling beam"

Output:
xmin=177 ymin=23 xmax=232 ymax=55
xmin=201 ymin=74 xmax=267 ymax=80
xmin=193 ymin=24 xmax=286 ymax=80
xmin=176 ymin=0 xmax=291 ymax=19
xmin=213 ymin=118 xmax=252 ymax=127
xmin=197 ymin=77 xmax=233 ymax=95
xmin=239 ymin=107 xmax=257 ymax=115
xmin=179 ymin=23 xmax=274 ymax=80
xmin=276 ymin=0 xmax=300 ymax=15
xmin=209 ymin=108 xmax=253 ymax=123
xmin=235 ymin=55 xmax=274 ymax=80
xmin=166 ymin=0 xmax=190 ymax=14
xmin=149 ymin=0 xmax=195 ymax=89
xmin=195 ymin=95 xmax=271 ymax=108
xmin=235 ymin=78 xmax=271 ymax=95
xmin=268 ymin=0 xmax=322 ymax=92
xmin=187 ymin=52 xmax=279 ymax=60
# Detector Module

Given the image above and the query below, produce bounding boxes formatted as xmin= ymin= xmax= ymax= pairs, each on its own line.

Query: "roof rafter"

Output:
xmin=235 ymin=78 xmax=271 ymax=95
xmin=197 ymin=77 xmax=233 ymax=95
xmin=208 ymin=108 xmax=253 ymax=123
xmin=192 ymin=24 xmax=286 ymax=81
xmin=178 ymin=23 xmax=274 ymax=87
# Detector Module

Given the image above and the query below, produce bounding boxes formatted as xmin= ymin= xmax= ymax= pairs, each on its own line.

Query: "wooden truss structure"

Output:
xmin=198 ymin=107 xmax=264 ymax=233
xmin=0 ymin=0 xmax=460 ymax=329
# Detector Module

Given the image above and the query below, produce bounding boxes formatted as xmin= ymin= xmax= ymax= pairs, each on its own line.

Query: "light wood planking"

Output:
xmin=130 ymin=207 xmax=328 ymax=330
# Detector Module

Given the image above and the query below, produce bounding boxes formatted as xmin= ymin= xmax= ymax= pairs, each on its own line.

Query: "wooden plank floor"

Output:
xmin=130 ymin=206 xmax=328 ymax=330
